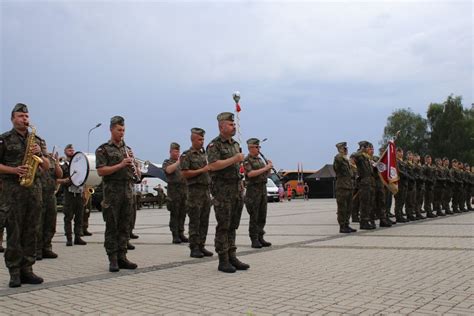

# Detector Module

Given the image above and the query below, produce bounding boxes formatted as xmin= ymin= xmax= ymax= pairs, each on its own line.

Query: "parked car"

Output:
xmin=267 ymin=178 xmax=280 ymax=202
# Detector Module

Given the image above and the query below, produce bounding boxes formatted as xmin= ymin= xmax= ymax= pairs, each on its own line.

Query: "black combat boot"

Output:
xmin=179 ymin=232 xmax=189 ymax=243
xmin=118 ymin=256 xmax=137 ymax=269
xmin=108 ymin=254 xmax=119 ymax=272
xmin=379 ymin=219 xmax=392 ymax=227
xmin=36 ymin=253 xmax=43 ymax=261
xmin=445 ymin=209 xmax=454 ymax=215
xmin=172 ymin=232 xmax=181 ymax=244
xmin=66 ymin=236 xmax=73 ymax=247
xmin=347 ymin=225 xmax=357 ymax=232
xmin=0 ymin=245 xmax=4 ymax=253
xmin=339 ymin=226 xmax=352 ymax=233
xmin=360 ymin=221 xmax=375 ymax=230
xmin=42 ymin=249 xmax=58 ymax=259
xmin=251 ymin=238 xmax=262 ymax=248
xmin=74 ymin=236 xmax=87 ymax=245
xmin=190 ymin=247 xmax=204 ymax=258
xmin=229 ymin=251 xmax=249 ymax=270
xmin=258 ymin=236 xmax=272 ymax=247
xmin=20 ymin=271 xmax=44 ymax=284
xmin=130 ymin=232 xmax=139 ymax=239
xmin=218 ymin=253 xmax=236 ymax=273
xmin=127 ymin=241 xmax=135 ymax=250
xmin=396 ymin=216 xmax=408 ymax=223
xmin=83 ymin=229 xmax=93 ymax=236
xmin=415 ymin=212 xmax=426 ymax=220
xmin=426 ymin=211 xmax=436 ymax=218
xmin=437 ymin=210 xmax=446 ymax=216
xmin=9 ymin=273 xmax=21 ymax=288
xmin=200 ymin=245 xmax=213 ymax=257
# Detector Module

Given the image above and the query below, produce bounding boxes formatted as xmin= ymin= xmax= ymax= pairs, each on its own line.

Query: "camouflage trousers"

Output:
xmin=452 ymin=185 xmax=463 ymax=211
xmin=466 ymin=185 xmax=473 ymax=209
xmin=2 ymin=179 xmax=42 ymax=274
xmin=442 ymin=185 xmax=453 ymax=211
xmin=335 ymin=188 xmax=352 ymax=227
xmin=394 ymin=183 xmax=407 ymax=218
xmin=129 ymin=195 xmax=137 ymax=235
xmin=423 ymin=185 xmax=434 ymax=212
xmin=167 ymin=184 xmax=188 ymax=234
xmin=63 ymin=191 xmax=84 ymax=237
xmin=186 ymin=184 xmax=210 ymax=249
xmin=372 ymin=185 xmax=387 ymax=220
xmin=244 ymin=183 xmax=267 ymax=239
xmin=358 ymin=180 xmax=374 ymax=222
xmin=433 ymin=184 xmax=445 ymax=212
xmin=37 ymin=191 xmax=57 ymax=253
xmin=416 ymin=182 xmax=425 ymax=214
xmin=351 ymin=188 xmax=360 ymax=221
xmin=211 ymin=180 xmax=243 ymax=255
xmin=405 ymin=182 xmax=416 ymax=217
xmin=102 ymin=183 xmax=132 ymax=257
xmin=83 ymin=199 xmax=91 ymax=234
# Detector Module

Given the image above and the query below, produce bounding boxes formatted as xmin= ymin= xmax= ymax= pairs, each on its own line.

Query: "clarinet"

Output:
xmin=122 ymin=139 xmax=141 ymax=183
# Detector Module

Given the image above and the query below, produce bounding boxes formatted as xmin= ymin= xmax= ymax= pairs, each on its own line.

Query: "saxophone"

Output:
xmin=19 ymin=124 xmax=44 ymax=187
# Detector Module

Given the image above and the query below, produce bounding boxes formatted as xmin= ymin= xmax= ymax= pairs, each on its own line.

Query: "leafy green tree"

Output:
xmin=380 ymin=108 xmax=429 ymax=155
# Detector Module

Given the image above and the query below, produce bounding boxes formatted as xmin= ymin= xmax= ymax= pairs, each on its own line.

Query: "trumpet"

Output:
xmin=122 ymin=139 xmax=141 ymax=183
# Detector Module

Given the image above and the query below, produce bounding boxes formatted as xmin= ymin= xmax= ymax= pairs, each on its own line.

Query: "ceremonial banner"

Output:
xmin=376 ymin=140 xmax=399 ymax=194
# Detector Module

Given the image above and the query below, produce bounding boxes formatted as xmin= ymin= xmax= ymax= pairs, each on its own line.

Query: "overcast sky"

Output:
xmin=1 ymin=0 xmax=472 ymax=170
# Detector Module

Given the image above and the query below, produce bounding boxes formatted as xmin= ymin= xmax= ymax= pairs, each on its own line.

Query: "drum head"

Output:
xmin=69 ymin=152 xmax=89 ymax=187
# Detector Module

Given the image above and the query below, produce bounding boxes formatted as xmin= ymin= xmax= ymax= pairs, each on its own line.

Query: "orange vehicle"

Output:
xmin=282 ymin=169 xmax=317 ymax=198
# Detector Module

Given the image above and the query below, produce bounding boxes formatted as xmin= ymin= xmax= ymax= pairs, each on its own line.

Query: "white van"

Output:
xmin=266 ymin=178 xmax=280 ymax=202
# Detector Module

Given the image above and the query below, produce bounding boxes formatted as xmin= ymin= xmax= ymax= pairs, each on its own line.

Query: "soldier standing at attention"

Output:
xmin=96 ymin=116 xmax=138 ymax=272
xmin=442 ymin=158 xmax=454 ymax=214
xmin=405 ymin=151 xmax=417 ymax=221
xmin=57 ymin=144 xmax=87 ymax=246
xmin=333 ymin=142 xmax=357 ymax=233
xmin=433 ymin=158 xmax=446 ymax=216
xmin=413 ymin=154 xmax=426 ymax=219
xmin=243 ymin=138 xmax=273 ymax=247
xmin=353 ymin=141 xmax=376 ymax=230
xmin=349 ymin=153 xmax=360 ymax=223
xmin=180 ymin=128 xmax=213 ymax=258
xmin=422 ymin=155 xmax=437 ymax=218
xmin=36 ymin=145 xmax=63 ymax=260
xmin=163 ymin=142 xmax=189 ymax=244
xmin=463 ymin=163 xmax=473 ymax=211
xmin=0 ymin=103 xmax=50 ymax=288
xmin=394 ymin=148 xmax=409 ymax=223
xmin=207 ymin=112 xmax=249 ymax=273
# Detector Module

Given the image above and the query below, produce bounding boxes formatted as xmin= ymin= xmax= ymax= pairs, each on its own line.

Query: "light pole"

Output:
xmin=87 ymin=123 xmax=102 ymax=153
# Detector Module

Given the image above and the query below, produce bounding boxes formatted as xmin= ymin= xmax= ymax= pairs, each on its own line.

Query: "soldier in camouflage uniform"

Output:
xmin=243 ymin=138 xmax=274 ymax=245
xmin=163 ymin=142 xmax=189 ymax=244
xmin=0 ymin=103 xmax=50 ymax=288
xmin=36 ymin=146 xmax=63 ymax=260
xmin=57 ymin=144 xmax=87 ymax=246
xmin=207 ymin=112 xmax=249 ymax=273
xmin=371 ymin=153 xmax=393 ymax=227
xmin=413 ymin=154 xmax=426 ymax=219
xmin=422 ymin=155 xmax=437 ymax=218
xmin=405 ymin=151 xmax=418 ymax=221
xmin=442 ymin=158 xmax=454 ymax=214
xmin=433 ymin=158 xmax=446 ymax=216
xmin=333 ymin=142 xmax=357 ymax=233
xmin=394 ymin=148 xmax=409 ymax=223
xmin=458 ymin=161 xmax=468 ymax=212
xmin=0 ymin=179 xmax=4 ymax=253
xmin=349 ymin=154 xmax=360 ymax=223
xmin=452 ymin=159 xmax=465 ymax=212
xmin=464 ymin=163 xmax=473 ymax=211
xmin=180 ymin=129 xmax=213 ymax=258
xmin=96 ymin=116 xmax=138 ymax=272
xmin=353 ymin=141 xmax=376 ymax=229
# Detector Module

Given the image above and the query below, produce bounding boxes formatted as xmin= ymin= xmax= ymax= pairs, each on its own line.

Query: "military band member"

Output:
xmin=0 ymin=103 xmax=50 ymax=288
xmin=207 ymin=112 xmax=249 ymax=273
xmin=422 ymin=155 xmax=436 ymax=218
xmin=36 ymin=144 xmax=63 ymax=260
xmin=333 ymin=142 xmax=357 ymax=233
xmin=163 ymin=142 xmax=189 ymax=244
xmin=353 ymin=141 xmax=376 ymax=229
xmin=394 ymin=148 xmax=409 ymax=223
xmin=180 ymin=129 xmax=213 ymax=258
xmin=96 ymin=116 xmax=138 ymax=272
xmin=57 ymin=144 xmax=87 ymax=246
xmin=243 ymin=138 xmax=273 ymax=246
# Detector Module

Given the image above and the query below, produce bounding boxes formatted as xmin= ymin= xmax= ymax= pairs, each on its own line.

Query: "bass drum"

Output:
xmin=69 ymin=152 xmax=102 ymax=187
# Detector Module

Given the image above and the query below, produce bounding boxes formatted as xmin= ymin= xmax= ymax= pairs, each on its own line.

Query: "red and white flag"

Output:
xmin=376 ymin=140 xmax=399 ymax=194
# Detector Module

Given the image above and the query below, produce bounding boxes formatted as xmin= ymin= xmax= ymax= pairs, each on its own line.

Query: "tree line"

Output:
xmin=381 ymin=95 xmax=474 ymax=164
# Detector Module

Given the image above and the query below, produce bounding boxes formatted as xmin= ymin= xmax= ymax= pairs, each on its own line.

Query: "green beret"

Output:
xmin=191 ymin=127 xmax=205 ymax=136
xmin=335 ymin=142 xmax=347 ymax=150
xmin=217 ymin=112 xmax=234 ymax=122
xmin=65 ymin=144 xmax=73 ymax=150
xmin=110 ymin=115 xmax=125 ymax=127
xmin=12 ymin=103 xmax=28 ymax=115
xmin=246 ymin=138 xmax=260 ymax=146
xmin=170 ymin=142 xmax=180 ymax=150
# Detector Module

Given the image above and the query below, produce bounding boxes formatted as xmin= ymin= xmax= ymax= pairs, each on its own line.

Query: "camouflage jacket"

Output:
xmin=243 ymin=154 xmax=267 ymax=185
xmin=206 ymin=135 xmax=241 ymax=182
xmin=333 ymin=153 xmax=353 ymax=190
xmin=180 ymin=147 xmax=210 ymax=186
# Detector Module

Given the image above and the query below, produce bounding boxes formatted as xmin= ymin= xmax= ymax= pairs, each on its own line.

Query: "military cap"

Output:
xmin=464 ymin=162 xmax=470 ymax=167
xmin=442 ymin=157 xmax=449 ymax=161
xmin=434 ymin=158 xmax=442 ymax=163
xmin=358 ymin=141 xmax=369 ymax=148
xmin=425 ymin=154 xmax=431 ymax=158
xmin=191 ymin=127 xmax=205 ymax=136
xmin=452 ymin=158 xmax=458 ymax=163
xmin=406 ymin=150 xmax=413 ymax=155
xmin=65 ymin=144 xmax=73 ymax=150
xmin=170 ymin=142 xmax=180 ymax=150
xmin=335 ymin=142 xmax=347 ymax=150
xmin=110 ymin=115 xmax=125 ymax=127
xmin=247 ymin=138 xmax=260 ymax=146
xmin=217 ymin=112 xmax=234 ymax=122
xmin=11 ymin=103 xmax=28 ymax=115
xmin=396 ymin=147 xmax=404 ymax=152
